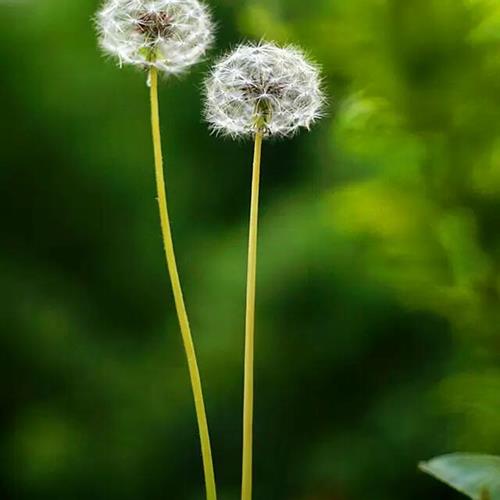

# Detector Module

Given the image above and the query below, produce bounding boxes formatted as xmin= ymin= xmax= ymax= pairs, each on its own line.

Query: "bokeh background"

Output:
xmin=1 ymin=0 xmax=500 ymax=498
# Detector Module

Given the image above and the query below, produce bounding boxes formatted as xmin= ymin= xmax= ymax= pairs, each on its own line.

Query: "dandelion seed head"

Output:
xmin=96 ymin=0 xmax=214 ymax=75
xmin=204 ymin=42 xmax=325 ymax=139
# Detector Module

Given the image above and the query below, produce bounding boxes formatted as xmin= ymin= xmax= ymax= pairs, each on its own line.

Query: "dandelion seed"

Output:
xmin=203 ymin=41 xmax=325 ymax=500
xmin=96 ymin=0 xmax=214 ymax=75
xmin=204 ymin=42 xmax=325 ymax=139
xmin=94 ymin=1 xmax=218 ymax=498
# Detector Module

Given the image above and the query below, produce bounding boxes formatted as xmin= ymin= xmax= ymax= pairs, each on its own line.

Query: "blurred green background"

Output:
xmin=1 ymin=0 xmax=499 ymax=499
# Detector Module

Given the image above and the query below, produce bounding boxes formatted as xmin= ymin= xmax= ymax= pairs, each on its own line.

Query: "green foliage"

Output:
xmin=420 ymin=454 xmax=500 ymax=499
xmin=0 ymin=0 xmax=499 ymax=499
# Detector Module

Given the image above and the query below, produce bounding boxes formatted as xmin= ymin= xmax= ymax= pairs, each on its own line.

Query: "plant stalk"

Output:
xmin=241 ymin=130 xmax=264 ymax=500
xmin=149 ymin=66 xmax=217 ymax=500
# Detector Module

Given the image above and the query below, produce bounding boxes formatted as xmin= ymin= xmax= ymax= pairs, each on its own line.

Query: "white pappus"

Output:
xmin=96 ymin=0 xmax=214 ymax=75
xmin=204 ymin=42 xmax=325 ymax=139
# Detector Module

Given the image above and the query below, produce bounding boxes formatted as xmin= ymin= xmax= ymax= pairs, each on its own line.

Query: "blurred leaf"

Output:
xmin=419 ymin=453 xmax=500 ymax=499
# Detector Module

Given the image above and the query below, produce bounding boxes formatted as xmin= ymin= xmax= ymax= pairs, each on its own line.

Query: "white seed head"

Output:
xmin=204 ymin=42 xmax=325 ymax=139
xmin=96 ymin=0 xmax=214 ymax=75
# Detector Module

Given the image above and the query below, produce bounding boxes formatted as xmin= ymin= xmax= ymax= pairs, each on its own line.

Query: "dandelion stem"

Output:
xmin=149 ymin=66 xmax=217 ymax=500
xmin=241 ymin=130 xmax=264 ymax=500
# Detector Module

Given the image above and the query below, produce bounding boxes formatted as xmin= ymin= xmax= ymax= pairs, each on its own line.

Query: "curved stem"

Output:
xmin=149 ymin=66 xmax=217 ymax=500
xmin=241 ymin=131 xmax=264 ymax=500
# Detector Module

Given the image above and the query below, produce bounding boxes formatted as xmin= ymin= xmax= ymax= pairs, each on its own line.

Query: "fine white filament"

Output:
xmin=204 ymin=42 xmax=325 ymax=139
xmin=96 ymin=0 xmax=214 ymax=75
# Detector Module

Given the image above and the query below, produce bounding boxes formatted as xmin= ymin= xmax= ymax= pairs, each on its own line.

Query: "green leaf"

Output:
xmin=419 ymin=454 xmax=500 ymax=499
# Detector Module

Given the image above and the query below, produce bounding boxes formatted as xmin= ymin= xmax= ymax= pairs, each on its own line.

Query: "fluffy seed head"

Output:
xmin=96 ymin=0 xmax=214 ymax=75
xmin=204 ymin=42 xmax=325 ymax=139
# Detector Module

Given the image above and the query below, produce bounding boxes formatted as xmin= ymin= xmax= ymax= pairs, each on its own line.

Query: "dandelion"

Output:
xmin=204 ymin=42 xmax=325 ymax=500
xmin=96 ymin=1 xmax=217 ymax=499
xmin=204 ymin=42 xmax=324 ymax=138
xmin=96 ymin=0 xmax=214 ymax=75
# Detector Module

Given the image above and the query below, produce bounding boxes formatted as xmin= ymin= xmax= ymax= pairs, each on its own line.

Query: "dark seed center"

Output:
xmin=136 ymin=12 xmax=174 ymax=38
xmin=240 ymin=79 xmax=286 ymax=129
xmin=240 ymin=81 xmax=285 ymax=101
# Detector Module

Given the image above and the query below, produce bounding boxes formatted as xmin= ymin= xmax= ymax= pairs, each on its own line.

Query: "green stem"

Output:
xmin=481 ymin=488 xmax=491 ymax=500
xmin=241 ymin=130 xmax=264 ymax=500
xmin=149 ymin=66 xmax=217 ymax=500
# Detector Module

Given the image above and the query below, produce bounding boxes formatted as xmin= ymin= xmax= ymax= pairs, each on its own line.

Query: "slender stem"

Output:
xmin=149 ymin=66 xmax=217 ymax=500
xmin=241 ymin=131 xmax=264 ymax=500
xmin=481 ymin=488 xmax=491 ymax=500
